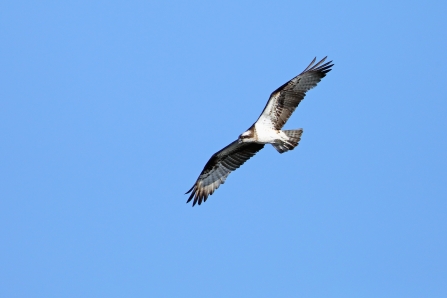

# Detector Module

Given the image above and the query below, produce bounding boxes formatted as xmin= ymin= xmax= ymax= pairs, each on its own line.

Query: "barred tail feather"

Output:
xmin=283 ymin=129 xmax=303 ymax=140
xmin=272 ymin=129 xmax=303 ymax=154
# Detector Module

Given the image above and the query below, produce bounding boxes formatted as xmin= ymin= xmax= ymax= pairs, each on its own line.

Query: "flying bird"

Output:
xmin=186 ymin=57 xmax=333 ymax=206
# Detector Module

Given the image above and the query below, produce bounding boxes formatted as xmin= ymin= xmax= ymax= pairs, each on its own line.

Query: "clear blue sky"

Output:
xmin=1 ymin=1 xmax=446 ymax=297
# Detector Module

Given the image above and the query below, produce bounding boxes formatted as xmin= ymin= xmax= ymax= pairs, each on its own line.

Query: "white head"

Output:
xmin=238 ymin=129 xmax=256 ymax=143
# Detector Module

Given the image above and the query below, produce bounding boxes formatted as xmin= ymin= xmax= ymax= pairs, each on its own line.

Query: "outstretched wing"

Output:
xmin=256 ymin=57 xmax=333 ymax=130
xmin=186 ymin=141 xmax=265 ymax=206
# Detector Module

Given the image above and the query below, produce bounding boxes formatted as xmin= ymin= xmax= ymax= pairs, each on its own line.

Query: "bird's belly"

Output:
xmin=254 ymin=123 xmax=282 ymax=144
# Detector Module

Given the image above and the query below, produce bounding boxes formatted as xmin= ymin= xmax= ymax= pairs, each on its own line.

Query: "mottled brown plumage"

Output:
xmin=186 ymin=142 xmax=264 ymax=206
xmin=186 ymin=57 xmax=333 ymax=206
xmin=257 ymin=57 xmax=333 ymax=130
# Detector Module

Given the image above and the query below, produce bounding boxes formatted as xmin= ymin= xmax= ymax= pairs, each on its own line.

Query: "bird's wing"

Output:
xmin=186 ymin=141 xmax=265 ymax=206
xmin=256 ymin=57 xmax=333 ymax=130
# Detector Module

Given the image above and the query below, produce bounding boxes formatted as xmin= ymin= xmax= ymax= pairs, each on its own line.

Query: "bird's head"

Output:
xmin=238 ymin=130 xmax=255 ymax=143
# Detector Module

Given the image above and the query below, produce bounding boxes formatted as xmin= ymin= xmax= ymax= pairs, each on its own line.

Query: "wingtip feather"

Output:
xmin=185 ymin=185 xmax=194 ymax=194
xmin=309 ymin=57 xmax=327 ymax=70
xmin=302 ymin=57 xmax=317 ymax=72
xmin=186 ymin=188 xmax=195 ymax=203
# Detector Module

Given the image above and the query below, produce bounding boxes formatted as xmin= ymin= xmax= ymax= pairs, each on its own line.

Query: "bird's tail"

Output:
xmin=272 ymin=129 xmax=303 ymax=154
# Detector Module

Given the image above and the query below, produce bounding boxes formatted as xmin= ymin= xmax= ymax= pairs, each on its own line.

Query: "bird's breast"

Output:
xmin=254 ymin=123 xmax=280 ymax=144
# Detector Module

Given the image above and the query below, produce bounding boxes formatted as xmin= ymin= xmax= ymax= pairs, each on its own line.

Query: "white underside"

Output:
xmin=254 ymin=122 xmax=287 ymax=144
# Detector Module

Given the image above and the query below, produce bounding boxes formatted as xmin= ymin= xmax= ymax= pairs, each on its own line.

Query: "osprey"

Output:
xmin=186 ymin=57 xmax=333 ymax=206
